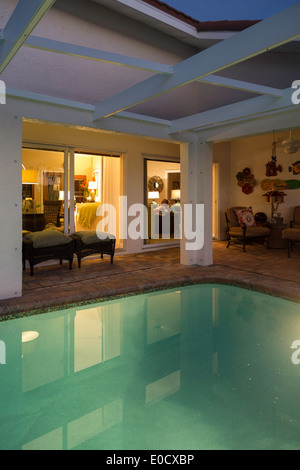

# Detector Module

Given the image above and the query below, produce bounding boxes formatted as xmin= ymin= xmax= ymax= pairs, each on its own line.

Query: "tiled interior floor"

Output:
xmin=0 ymin=240 xmax=299 ymax=319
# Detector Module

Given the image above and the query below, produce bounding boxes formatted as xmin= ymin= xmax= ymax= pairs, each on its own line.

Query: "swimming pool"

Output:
xmin=0 ymin=283 xmax=300 ymax=450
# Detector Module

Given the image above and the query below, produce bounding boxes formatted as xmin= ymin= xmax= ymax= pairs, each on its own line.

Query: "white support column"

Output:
xmin=179 ymin=134 xmax=213 ymax=266
xmin=63 ymin=148 xmax=69 ymax=235
xmin=69 ymin=148 xmax=75 ymax=235
xmin=0 ymin=110 xmax=23 ymax=299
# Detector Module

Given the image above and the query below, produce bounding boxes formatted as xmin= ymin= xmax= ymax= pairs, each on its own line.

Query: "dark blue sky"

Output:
xmin=162 ymin=0 xmax=300 ymax=21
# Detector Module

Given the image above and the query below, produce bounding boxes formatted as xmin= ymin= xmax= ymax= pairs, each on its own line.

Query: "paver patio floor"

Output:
xmin=0 ymin=241 xmax=299 ymax=319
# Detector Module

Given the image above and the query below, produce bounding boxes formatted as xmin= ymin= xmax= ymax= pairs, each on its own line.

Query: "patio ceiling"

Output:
xmin=0 ymin=0 xmax=300 ymax=134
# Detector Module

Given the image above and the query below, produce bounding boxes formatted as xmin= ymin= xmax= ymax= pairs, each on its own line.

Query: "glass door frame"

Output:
xmin=23 ymin=143 xmax=75 ymax=235
xmin=23 ymin=143 xmax=125 ymax=243
xmin=143 ymin=154 xmax=180 ymax=248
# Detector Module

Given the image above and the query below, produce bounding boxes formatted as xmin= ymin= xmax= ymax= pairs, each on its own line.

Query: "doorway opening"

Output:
xmin=212 ymin=162 xmax=219 ymax=240
xmin=144 ymin=158 xmax=180 ymax=246
xmin=22 ymin=147 xmax=123 ymax=249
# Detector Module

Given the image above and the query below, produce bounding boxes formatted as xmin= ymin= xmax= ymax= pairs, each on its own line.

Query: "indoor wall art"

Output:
xmin=236 ymin=167 xmax=257 ymax=194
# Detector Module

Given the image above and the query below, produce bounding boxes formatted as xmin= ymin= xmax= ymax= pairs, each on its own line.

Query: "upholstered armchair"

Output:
xmin=290 ymin=206 xmax=300 ymax=228
xmin=282 ymin=206 xmax=300 ymax=257
xmin=225 ymin=206 xmax=271 ymax=252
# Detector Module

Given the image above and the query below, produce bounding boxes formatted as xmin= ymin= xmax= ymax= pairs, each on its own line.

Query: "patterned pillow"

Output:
xmin=235 ymin=208 xmax=256 ymax=227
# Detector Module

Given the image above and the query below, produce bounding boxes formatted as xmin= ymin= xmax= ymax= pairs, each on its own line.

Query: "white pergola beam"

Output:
xmin=6 ymin=87 xmax=94 ymax=111
xmin=0 ymin=0 xmax=56 ymax=74
xmin=198 ymin=75 xmax=282 ymax=97
xmin=169 ymin=88 xmax=294 ymax=134
xmin=93 ymin=2 xmax=300 ymax=121
xmin=25 ymin=36 xmax=173 ymax=74
xmin=115 ymin=111 xmax=171 ymax=126
xmin=6 ymin=87 xmax=171 ymax=127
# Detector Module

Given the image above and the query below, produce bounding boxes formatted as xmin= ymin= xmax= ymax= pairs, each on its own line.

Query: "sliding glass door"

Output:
xmin=144 ymin=158 xmax=180 ymax=246
xmin=22 ymin=147 xmax=123 ymax=249
xmin=74 ymin=152 xmax=122 ymax=249
xmin=22 ymin=147 xmax=66 ymax=232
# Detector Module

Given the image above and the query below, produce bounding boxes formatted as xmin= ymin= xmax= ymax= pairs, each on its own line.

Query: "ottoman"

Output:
xmin=23 ymin=229 xmax=74 ymax=275
xmin=72 ymin=230 xmax=116 ymax=267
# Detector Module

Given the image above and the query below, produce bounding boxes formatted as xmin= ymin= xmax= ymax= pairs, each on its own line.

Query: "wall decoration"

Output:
xmin=265 ymin=156 xmax=282 ymax=176
xmin=265 ymin=141 xmax=282 ymax=176
xmin=148 ymin=175 xmax=164 ymax=193
xmin=262 ymin=190 xmax=287 ymax=219
xmin=261 ymin=179 xmax=300 ymax=191
xmin=236 ymin=167 xmax=256 ymax=194
xmin=289 ymin=161 xmax=300 ymax=175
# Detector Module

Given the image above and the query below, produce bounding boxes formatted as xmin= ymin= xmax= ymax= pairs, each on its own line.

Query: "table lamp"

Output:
xmin=88 ymin=181 xmax=97 ymax=202
xmin=171 ymin=189 xmax=181 ymax=203
xmin=148 ymin=191 xmax=159 ymax=204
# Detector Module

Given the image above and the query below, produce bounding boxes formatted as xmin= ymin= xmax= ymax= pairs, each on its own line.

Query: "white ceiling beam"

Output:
xmin=6 ymin=88 xmax=171 ymax=127
xmin=197 ymin=75 xmax=282 ymax=97
xmin=6 ymin=87 xmax=94 ymax=111
xmin=115 ymin=111 xmax=171 ymax=126
xmin=169 ymin=88 xmax=294 ymax=134
xmin=0 ymin=0 xmax=56 ymax=74
xmin=24 ymin=35 xmax=173 ymax=74
xmin=93 ymin=2 xmax=300 ymax=121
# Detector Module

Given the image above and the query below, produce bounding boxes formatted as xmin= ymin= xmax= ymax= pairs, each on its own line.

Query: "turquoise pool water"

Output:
xmin=1 ymin=283 xmax=300 ymax=450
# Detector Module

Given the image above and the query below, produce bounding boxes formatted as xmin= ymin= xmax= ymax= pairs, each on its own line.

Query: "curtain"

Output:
xmin=102 ymin=157 xmax=121 ymax=248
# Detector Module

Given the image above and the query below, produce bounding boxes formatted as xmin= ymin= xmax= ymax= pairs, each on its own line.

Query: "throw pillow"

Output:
xmin=235 ymin=208 xmax=256 ymax=227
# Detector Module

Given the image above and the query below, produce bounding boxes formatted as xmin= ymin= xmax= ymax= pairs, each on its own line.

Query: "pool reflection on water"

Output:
xmin=1 ymin=284 xmax=300 ymax=450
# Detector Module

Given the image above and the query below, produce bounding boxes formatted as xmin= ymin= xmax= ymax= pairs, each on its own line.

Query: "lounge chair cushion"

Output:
xmin=73 ymin=230 xmax=115 ymax=245
xmin=23 ymin=229 xmax=72 ymax=248
xmin=282 ymin=228 xmax=300 ymax=241
xmin=229 ymin=226 xmax=270 ymax=237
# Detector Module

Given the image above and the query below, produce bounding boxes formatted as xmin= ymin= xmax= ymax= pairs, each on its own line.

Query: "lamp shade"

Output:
xmin=22 ymin=169 xmax=38 ymax=184
xmin=59 ymin=191 xmax=70 ymax=200
xmin=88 ymin=181 xmax=97 ymax=190
xmin=148 ymin=191 xmax=159 ymax=199
xmin=171 ymin=189 xmax=181 ymax=200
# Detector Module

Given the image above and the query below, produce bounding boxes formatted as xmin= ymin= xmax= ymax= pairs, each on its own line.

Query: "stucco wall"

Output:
xmin=230 ymin=131 xmax=300 ymax=224
xmin=213 ymin=131 xmax=300 ymax=240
